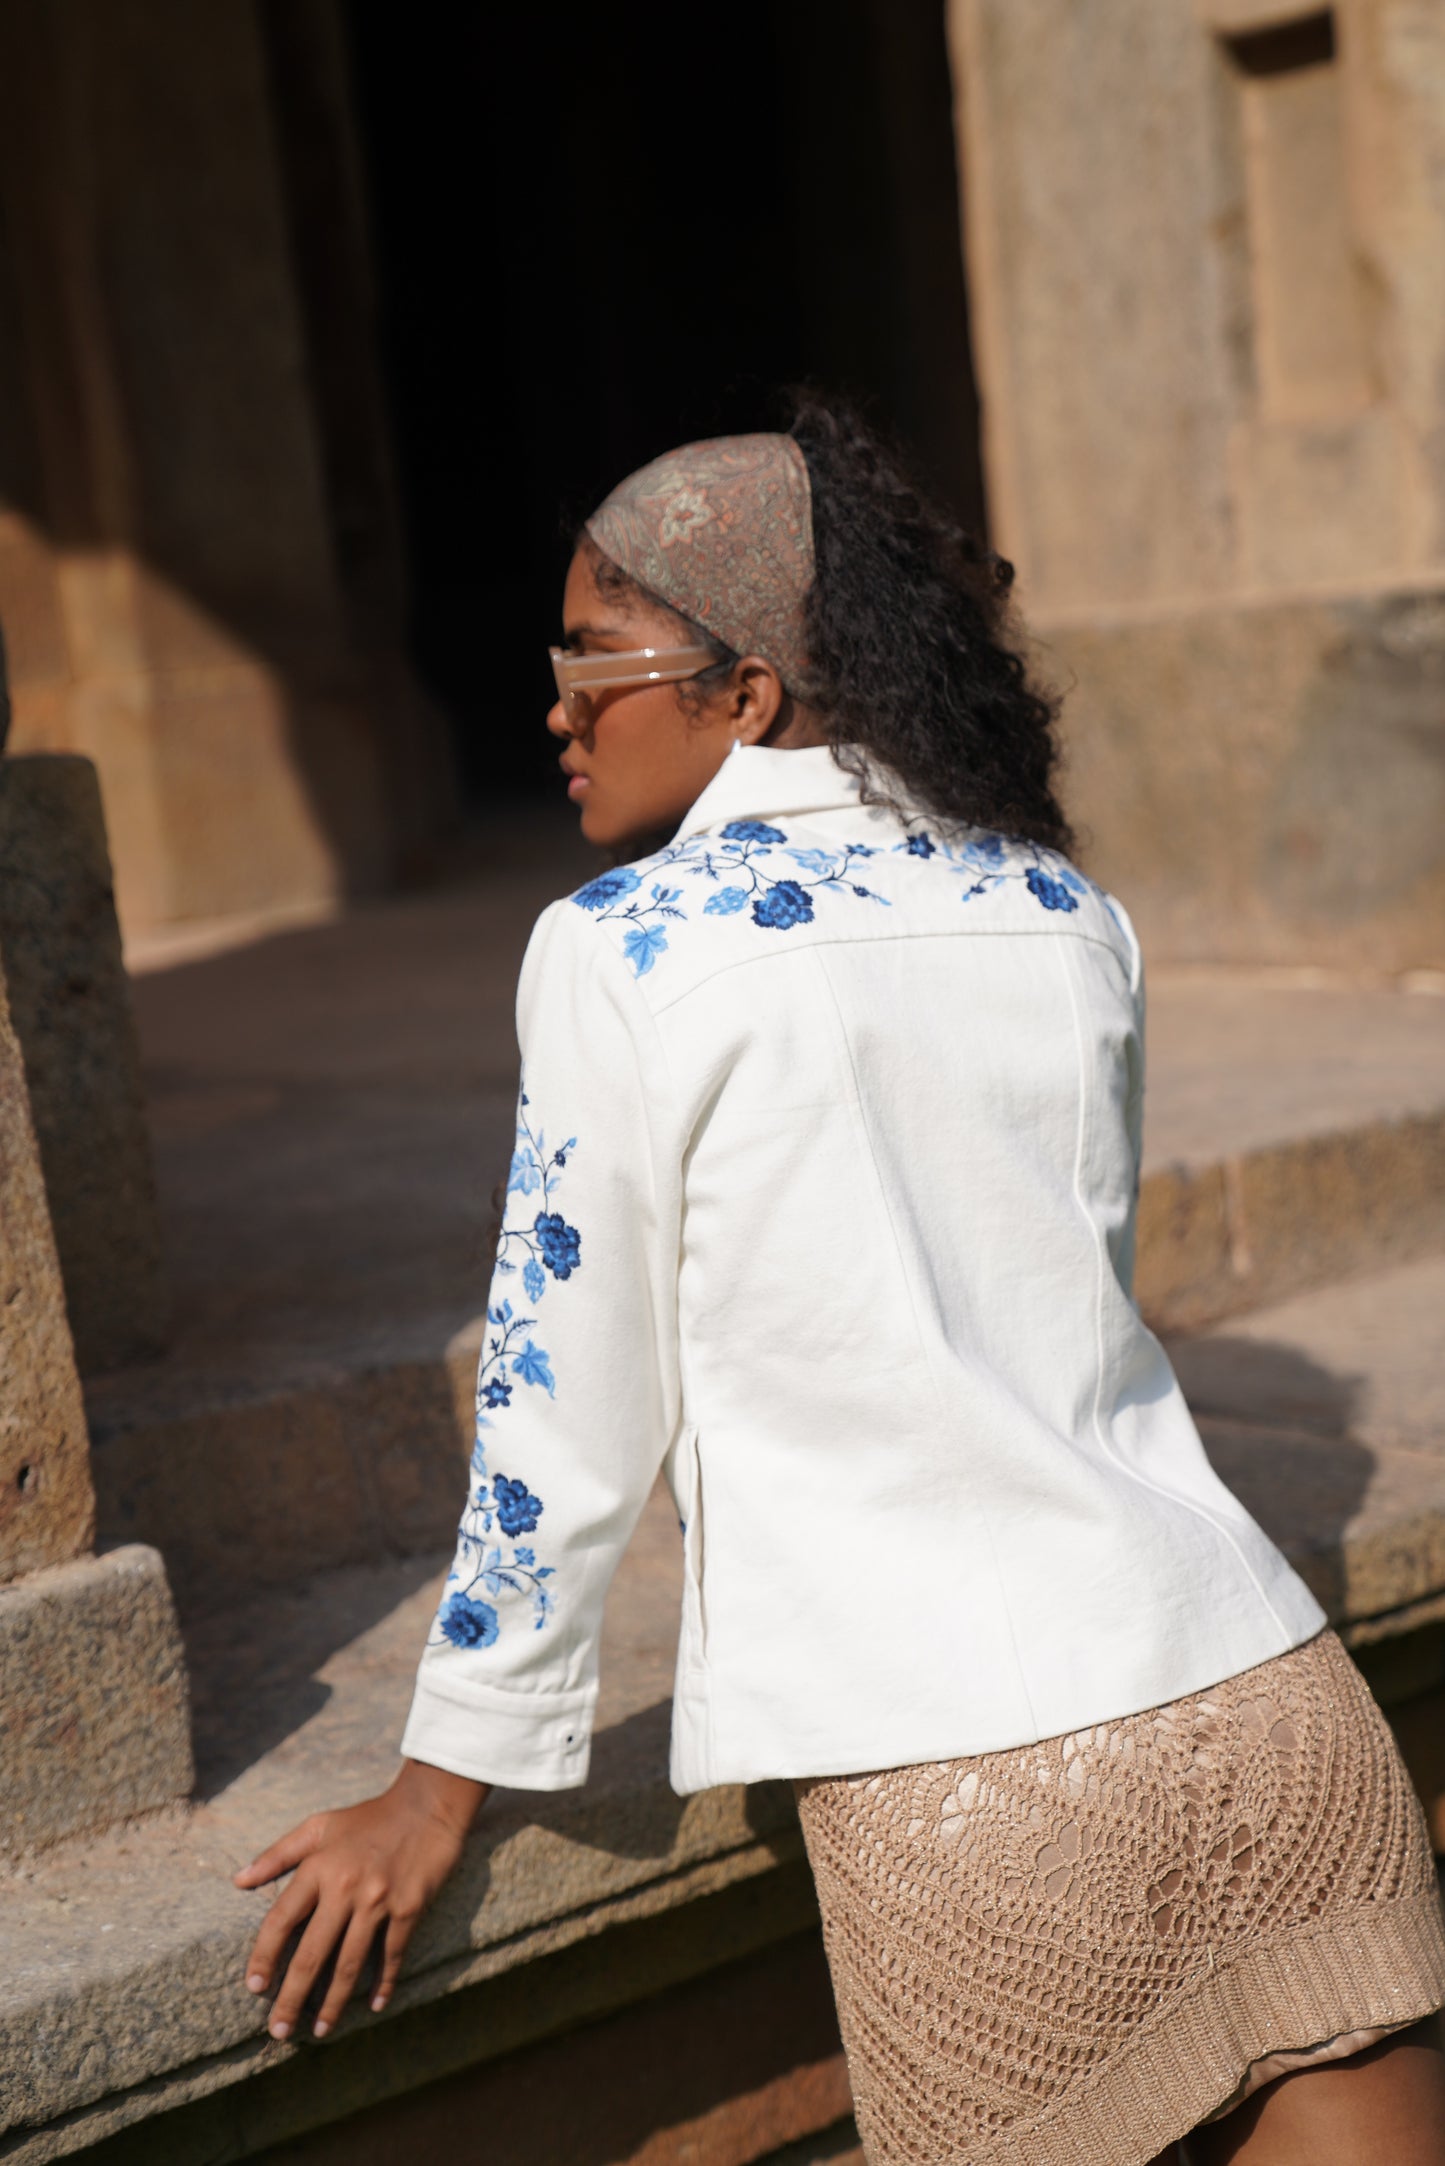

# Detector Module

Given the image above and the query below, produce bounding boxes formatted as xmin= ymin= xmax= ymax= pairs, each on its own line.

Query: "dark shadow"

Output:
xmin=344 ymin=0 xmax=985 ymax=803
xmin=184 ymin=1550 xmax=447 ymax=1798
xmin=1168 ymin=1331 xmax=1365 ymax=1438
xmin=1171 ymin=1334 xmax=1378 ymax=1621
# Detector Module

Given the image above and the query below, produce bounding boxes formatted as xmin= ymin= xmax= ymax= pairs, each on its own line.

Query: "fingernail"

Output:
xmin=370 ymin=1994 xmax=387 ymax=2014
xmin=312 ymin=2019 xmax=330 ymax=2039
xmin=269 ymin=2020 xmax=292 ymax=2042
xmin=246 ymin=1975 xmax=266 ymax=1994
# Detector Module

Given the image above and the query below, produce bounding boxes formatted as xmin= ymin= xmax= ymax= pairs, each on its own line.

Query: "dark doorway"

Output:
xmin=344 ymin=0 xmax=983 ymax=802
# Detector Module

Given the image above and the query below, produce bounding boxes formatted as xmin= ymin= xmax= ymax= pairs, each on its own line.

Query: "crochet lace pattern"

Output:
xmin=797 ymin=1630 xmax=1445 ymax=2166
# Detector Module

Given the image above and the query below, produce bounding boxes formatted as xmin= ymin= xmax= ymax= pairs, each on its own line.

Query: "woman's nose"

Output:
xmin=545 ymin=697 xmax=573 ymax=740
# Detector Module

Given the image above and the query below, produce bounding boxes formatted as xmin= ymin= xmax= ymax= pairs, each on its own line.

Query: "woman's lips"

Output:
xmin=566 ymin=773 xmax=591 ymax=800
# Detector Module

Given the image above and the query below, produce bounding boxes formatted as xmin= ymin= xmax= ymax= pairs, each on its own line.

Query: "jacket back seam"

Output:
xmin=810 ymin=945 xmax=1042 ymax=1740
xmin=638 ymin=920 xmax=1134 ymax=1019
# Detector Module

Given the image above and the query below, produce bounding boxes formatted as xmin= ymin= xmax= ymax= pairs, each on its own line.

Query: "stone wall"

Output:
xmin=948 ymin=0 xmax=1445 ymax=613
xmin=948 ymin=0 xmax=1445 ymax=966
xmin=1048 ymin=584 xmax=1445 ymax=971
xmin=0 ymin=0 xmax=446 ymax=938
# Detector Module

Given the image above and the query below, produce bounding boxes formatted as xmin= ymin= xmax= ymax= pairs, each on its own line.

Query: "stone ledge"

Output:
xmin=0 ymin=1782 xmax=801 ymax=2158
xmin=0 ymin=1545 xmax=192 ymax=1862
xmin=1137 ymin=1105 xmax=1445 ymax=1334
xmin=3 ymin=1868 xmax=829 ymax=2166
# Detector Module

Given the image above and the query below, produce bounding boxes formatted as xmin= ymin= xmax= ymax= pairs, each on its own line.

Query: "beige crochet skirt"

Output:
xmin=796 ymin=1629 xmax=1445 ymax=2166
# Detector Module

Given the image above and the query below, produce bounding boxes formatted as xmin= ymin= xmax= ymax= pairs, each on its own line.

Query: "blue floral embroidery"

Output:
xmin=753 ymin=878 xmax=813 ymax=929
xmin=439 ymin=1594 xmax=499 ymax=1649
xmin=494 ymin=1474 xmax=543 ymax=1537
xmin=898 ymin=827 xmax=1095 ymax=918
xmin=575 ymin=866 xmax=641 ymax=911
xmin=1026 ymin=865 xmax=1079 ymax=913
xmin=431 ymin=1088 xmax=574 ymax=1646
xmin=534 ymin=1211 xmax=581 ymax=1279
xmin=576 ymin=824 xmax=889 ymax=975
xmin=623 ymin=921 xmax=671 ymax=976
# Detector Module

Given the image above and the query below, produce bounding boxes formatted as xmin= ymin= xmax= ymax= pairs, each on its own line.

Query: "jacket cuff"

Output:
xmin=400 ymin=1673 xmax=595 ymax=1791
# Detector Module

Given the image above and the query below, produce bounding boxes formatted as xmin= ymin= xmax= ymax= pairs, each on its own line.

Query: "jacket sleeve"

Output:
xmin=401 ymin=898 xmax=681 ymax=1789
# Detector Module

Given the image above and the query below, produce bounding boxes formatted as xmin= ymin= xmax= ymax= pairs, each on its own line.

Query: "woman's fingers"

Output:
xmin=265 ymin=1898 xmax=352 ymax=2040
xmin=312 ymin=1904 xmax=384 ymax=2036
xmin=235 ymin=1813 xmax=327 ymax=1890
xmin=243 ymin=1867 xmax=321 ymax=1998
xmin=370 ymin=1907 xmax=419 ymax=2015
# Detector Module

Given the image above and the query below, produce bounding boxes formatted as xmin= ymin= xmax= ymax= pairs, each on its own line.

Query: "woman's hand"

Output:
xmin=235 ymin=1759 xmax=488 ymax=2040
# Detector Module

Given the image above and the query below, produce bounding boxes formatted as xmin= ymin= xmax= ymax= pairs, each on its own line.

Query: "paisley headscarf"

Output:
xmin=584 ymin=433 xmax=815 ymax=695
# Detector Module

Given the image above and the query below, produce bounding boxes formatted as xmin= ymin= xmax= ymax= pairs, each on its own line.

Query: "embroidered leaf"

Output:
xmin=507 ymin=1148 xmax=542 ymax=1195
xmin=511 ymin=1339 xmax=556 ymax=1395
xmin=622 ymin=922 xmax=669 ymax=976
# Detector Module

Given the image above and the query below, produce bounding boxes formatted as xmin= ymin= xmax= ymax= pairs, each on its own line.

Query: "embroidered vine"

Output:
xmin=573 ymin=819 xmax=890 ymax=975
xmin=432 ymin=1089 xmax=579 ymax=1650
xmin=898 ymin=826 xmax=1098 ymax=916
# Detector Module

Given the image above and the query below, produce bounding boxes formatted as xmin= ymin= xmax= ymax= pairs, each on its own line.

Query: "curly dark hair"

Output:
xmin=587 ymin=392 xmax=1072 ymax=855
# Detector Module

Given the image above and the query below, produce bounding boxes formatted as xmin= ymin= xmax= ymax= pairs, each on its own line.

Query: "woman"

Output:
xmin=239 ymin=402 xmax=1445 ymax=2164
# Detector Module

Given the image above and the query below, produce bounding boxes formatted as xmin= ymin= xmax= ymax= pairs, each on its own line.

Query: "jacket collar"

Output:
xmin=671 ymin=742 xmax=866 ymax=845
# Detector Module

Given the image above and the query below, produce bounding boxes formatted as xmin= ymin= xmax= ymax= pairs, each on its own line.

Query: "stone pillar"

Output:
xmin=0 ymin=944 xmax=190 ymax=1853
xmin=0 ymin=753 xmax=167 ymax=1373
xmin=0 ymin=954 xmax=94 ymax=1580
xmin=0 ymin=0 xmax=436 ymax=940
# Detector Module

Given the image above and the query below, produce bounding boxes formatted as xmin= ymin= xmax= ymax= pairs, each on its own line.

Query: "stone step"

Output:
xmin=1174 ymin=1255 xmax=1445 ymax=1663
xmin=1136 ymin=966 xmax=1445 ymax=1331
xmin=11 ymin=1250 xmax=1445 ymax=2160
xmin=84 ymin=881 xmax=1445 ymax=1615
xmin=0 ymin=1484 xmax=818 ymax=2164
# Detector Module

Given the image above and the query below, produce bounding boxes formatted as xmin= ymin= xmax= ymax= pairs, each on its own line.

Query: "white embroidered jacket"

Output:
xmin=402 ymin=744 xmax=1325 ymax=1796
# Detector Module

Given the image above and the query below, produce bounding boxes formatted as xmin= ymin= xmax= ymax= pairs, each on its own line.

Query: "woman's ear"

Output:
xmin=729 ymin=657 xmax=787 ymax=745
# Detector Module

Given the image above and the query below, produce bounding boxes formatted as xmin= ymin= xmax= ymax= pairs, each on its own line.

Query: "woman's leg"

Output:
xmin=1176 ymin=2016 xmax=1445 ymax=2165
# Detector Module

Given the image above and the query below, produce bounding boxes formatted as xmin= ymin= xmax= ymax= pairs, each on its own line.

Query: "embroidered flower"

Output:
xmin=493 ymin=1474 xmax=544 ymax=1538
xmin=576 ymin=823 xmax=885 ymax=970
xmin=440 ymin=1594 xmax=500 ymax=1650
xmin=906 ymin=832 xmax=936 ymax=857
xmin=576 ymin=867 xmax=641 ymax=911
xmin=623 ymin=922 xmax=669 ymax=975
xmin=522 ymin=1257 xmax=546 ymax=1303
xmin=722 ymin=819 xmax=786 ymax=844
xmin=480 ymin=1378 xmax=512 ymax=1409
xmin=1026 ymin=866 xmax=1080 ymax=913
xmin=752 ymin=879 xmax=815 ymax=929
xmin=963 ymin=835 xmax=1006 ymax=869
xmin=535 ymin=1211 xmax=581 ymax=1279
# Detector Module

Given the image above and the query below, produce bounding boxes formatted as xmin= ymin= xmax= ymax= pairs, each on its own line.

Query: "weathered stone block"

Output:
xmin=0 ymin=1543 xmax=192 ymax=1860
xmin=0 ymin=958 xmax=93 ymax=1582
xmin=1049 ymin=588 xmax=1445 ymax=973
xmin=1136 ymin=1107 xmax=1445 ymax=1334
xmin=0 ymin=753 xmax=168 ymax=1371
